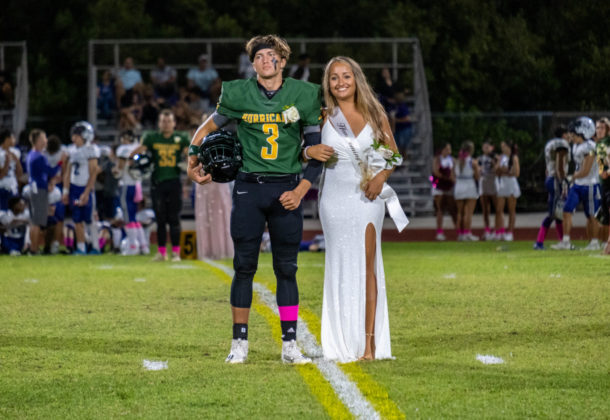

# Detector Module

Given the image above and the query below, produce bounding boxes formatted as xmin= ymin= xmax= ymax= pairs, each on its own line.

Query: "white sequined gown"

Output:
xmin=319 ymin=122 xmax=392 ymax=362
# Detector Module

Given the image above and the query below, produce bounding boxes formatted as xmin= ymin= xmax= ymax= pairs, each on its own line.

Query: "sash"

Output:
xmin=328 ymin=108 xmax=409 ymax=232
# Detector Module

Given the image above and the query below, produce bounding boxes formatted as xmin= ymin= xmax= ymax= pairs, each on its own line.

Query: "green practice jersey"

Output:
xmin=216 ymin=77 xmax=321 ymax=174
xmin=142 ymin=131 xmax=190 ymax=183
xmin=597 ymin=136 xmax=610 ymax=187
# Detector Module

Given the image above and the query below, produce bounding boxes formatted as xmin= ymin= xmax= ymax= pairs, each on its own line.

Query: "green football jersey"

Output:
xmin=142 ymin=131 xmax=190 ymax=183
xmin=216 ymin=77 xmax=322 ymax=174
xmin=597 ymin=136 xmax=610 ymax=187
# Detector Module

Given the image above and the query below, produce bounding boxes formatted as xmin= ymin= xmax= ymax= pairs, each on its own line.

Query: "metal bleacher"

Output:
xmin=87 ymin=38 xmax=434 ymax=217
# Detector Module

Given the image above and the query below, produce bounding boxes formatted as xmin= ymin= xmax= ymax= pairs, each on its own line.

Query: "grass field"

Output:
xmin=1 ymin=241 xmax=609 ymax=419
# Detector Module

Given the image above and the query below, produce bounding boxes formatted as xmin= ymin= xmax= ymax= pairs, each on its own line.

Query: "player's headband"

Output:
xmin=249 ymin=43 xmax=278 ymax=61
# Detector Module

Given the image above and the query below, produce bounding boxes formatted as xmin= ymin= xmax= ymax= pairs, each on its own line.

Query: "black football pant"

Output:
xmin=151 ymin=178 xmax=182 ymax=248
xmin=230 ymin=174 xmax=302 ymax=309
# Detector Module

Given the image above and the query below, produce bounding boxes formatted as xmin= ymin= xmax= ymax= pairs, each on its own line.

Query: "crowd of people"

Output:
xmin=431 ymin=116 xmax=610 ymax=252
xmin=97 ymin=55 xmax=222 ymax=131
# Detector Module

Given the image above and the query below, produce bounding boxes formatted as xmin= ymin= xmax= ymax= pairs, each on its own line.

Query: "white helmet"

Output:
xmin=569 ymin=116 xmax=595 ymax=140
xmin=70 ymin=121 xmax=95 ymax=143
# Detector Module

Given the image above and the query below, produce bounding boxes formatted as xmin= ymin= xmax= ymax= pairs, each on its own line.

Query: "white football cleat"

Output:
xmin=435 ymin=232 xmax=446 ymax=241
xmin=281 ymin=340 xmax=311 ymax=364
xmin=583 ymin=240 xmax=601 ymax=251
xmin=465 ymin=233 xmax=479 ymax=241
xmin=484 ymin=231 xmax=495 ymax=241
xmin=503 ymin=232 xmax=514 ymax=241
xmin=171 ymin=254 xmax=181 ymax=262
xmin=225 ymin=339 xmax=248 ymax=364
xmin=551 ymin=241 xmax=575 ymax=250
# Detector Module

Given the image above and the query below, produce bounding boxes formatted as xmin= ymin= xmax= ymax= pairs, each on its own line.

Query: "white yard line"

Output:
xmin=202 ymin=258 xmax=380 ymax=420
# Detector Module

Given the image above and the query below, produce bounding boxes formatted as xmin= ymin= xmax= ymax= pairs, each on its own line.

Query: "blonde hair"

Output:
xmin=322 ymin=56 xmax=388 ymax=142
xmin=246 ymin=35 xmax=291 ymax=62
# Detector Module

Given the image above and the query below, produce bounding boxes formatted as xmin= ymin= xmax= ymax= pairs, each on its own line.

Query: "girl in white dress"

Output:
xmin=454 ymin=141 xmax=480 ymax=241
xmin=308 ymin=56 xmax=402 ymax=362
xmin=495 ymin=141 xmax=521 ymax=241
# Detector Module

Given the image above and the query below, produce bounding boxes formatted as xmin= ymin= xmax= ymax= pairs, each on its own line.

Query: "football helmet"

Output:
xmin=198 ymin=130 xmax=242 ymax=183
xmin=568 ymin=117 xmax=595 ymax=140
xmin=128 ymin=151 xmax=154 ymax=180
xmin=70 ymin=121 xmax=95 ymax=143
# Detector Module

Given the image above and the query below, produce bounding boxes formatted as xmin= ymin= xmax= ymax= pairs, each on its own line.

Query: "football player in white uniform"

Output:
xmin=0 ymin=129 xmax=23 ymax=210
xmin=115 ymin=130 xmax=149 ymax=255
xmin=534 ymin=126 xmax=570 ymax=249
xmin=552 ymin=117 xmax=601 ymax=250
xmin=62 ymin=121 xmax=100 ymax=255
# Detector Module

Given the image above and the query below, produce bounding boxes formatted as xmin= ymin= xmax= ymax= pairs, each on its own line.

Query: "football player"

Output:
xmin=115 ymin=130 xmax=149 ymax=255
xmin=187 ymin=35 xmax=329 ymax=364
xmin=534 ymin=126 xmax=570 ymax=249
xmin=130 ymin=109 xmax=190 ymax=262
xmin=552 ymin=117 xmax=601 ymax=250
xmin=62 ymin=121 xmax=101 ymax=255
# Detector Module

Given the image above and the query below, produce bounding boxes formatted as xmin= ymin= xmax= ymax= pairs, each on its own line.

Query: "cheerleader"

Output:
xmin=494 ymin=141 xmax=520 ymax=241
xmin=454 ymin=141 xmax=480 ymax=241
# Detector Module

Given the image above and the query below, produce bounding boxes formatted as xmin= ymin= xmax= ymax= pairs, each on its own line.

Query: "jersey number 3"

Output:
xmin=261 ymin=124 xmax=279 ymax=160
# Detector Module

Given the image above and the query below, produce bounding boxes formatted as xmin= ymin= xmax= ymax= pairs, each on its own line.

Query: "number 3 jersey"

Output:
xmin=216 ymin=77 xmax=322 ymax=174
xmin=142 ymin=131 xmax=190 ymax=183
xmin=67 ymin=143 xmax=100 ymax=187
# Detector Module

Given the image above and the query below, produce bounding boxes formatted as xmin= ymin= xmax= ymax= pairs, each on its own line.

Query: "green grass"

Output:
xmin=1 ymin=242 xmax=609 ymax=419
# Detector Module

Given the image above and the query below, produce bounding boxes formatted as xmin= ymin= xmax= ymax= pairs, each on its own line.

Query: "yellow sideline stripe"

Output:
xmin=195 ymin=261 xmax=352 ymax=420
xmin=340 ymin=363 xmax=405 ymax=420
xmin=255 ymin=276 xmax=404 ymax=420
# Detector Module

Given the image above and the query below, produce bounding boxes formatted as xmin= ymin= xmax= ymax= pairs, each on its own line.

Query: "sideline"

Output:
xmin=198 ymin=258 xmax=405 ymax=419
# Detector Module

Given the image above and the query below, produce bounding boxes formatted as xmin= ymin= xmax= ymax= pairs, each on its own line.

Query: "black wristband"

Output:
xmin=188 ymin=144 xmax=200 ymax=156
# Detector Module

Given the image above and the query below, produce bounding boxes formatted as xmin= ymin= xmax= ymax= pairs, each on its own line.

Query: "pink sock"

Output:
xmin=436 ymin=229 xmax=444 ymax=234
xmin=172 ymin=246 xmax=180 ymax=255
xmin=485 ymin=227 xmax=491 ymax=233
xmin=158 ymin=246 xmax=167 ymax=256
xmin=278 ymin=305 xmax=299 ymax=321
xmin=536 ymin=226 xmax=548 ymax=244
xmin=497 ymin=228 xmax=505 ymax=234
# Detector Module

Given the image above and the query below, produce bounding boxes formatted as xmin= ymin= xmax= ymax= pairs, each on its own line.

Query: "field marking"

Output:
xmin=200 ymin=258 xmax=405 ymax=420
xmin=142 ymin=359 xmax=168 ymax=370
xmin=476 ymin=354 xmax=505 ymax=365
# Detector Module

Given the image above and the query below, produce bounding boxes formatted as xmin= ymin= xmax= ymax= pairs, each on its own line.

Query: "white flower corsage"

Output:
xmin=372 ymin=139 xmax=403 ymax=168
xmin=282 ymin=105 xmax=300 ymax=124
xmin=356 ymin=140 xmax=403 ymax=191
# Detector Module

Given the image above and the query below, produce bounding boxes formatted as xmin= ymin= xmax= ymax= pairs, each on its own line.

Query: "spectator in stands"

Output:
xmin=187 ymin=54 xmax=219 ymax=102
xmin=26 ymin=129 xmax=60 ymax=254
xmin=238 ymin=51 xmax=257 ymax=79
xmin=478 ymin=141 xmax=497 ymax=240
xmin=375 ymin=67 xmax=396 ymax=113
xmin=173 ymin=87 xmax=208 ymax=129
xmin=494 ymin=141 xmax=520 ymax=241
xmin=0 ymin=71 xmax=14 ymax=109
xmin=150 ymin=57 xmax=177 ymax=105
xmin=454 ymin=141 xmax=480 ymax=241
xmin=431 ymin=142 xmax=457 ymax=240
xmin=119 ymin=90 xmax=143 ymax=131
xmin=0 ymin=128 xmax=23 ymax=210
xmin=97 ymin=70 xmax=116 ymax=119
xmin=0 ymin=196 xmax=29 ymax=255
xmin=391 ymin=90 xmax=412 ymax=158
xmin=289 ymin=53 xmax=311 ymax=81
xmin=116 ymin=57 xmax=143 ymax=109
xmin=141 ymin=84 xmax=161 ymax=129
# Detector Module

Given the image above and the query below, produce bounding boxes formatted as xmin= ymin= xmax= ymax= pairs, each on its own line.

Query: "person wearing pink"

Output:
xmin=194 ymin=181 xmax=233 ymax=260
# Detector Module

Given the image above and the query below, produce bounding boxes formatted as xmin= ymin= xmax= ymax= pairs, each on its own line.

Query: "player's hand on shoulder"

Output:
xmin=279 ymin=190 xmax=302 ymax=211
xmin=307 ymin=144 xmax=335 ymax=162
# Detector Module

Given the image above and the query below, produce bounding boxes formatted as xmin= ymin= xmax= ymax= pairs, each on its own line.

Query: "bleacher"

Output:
xmin=88 ymin=38 xmax=435 ymax=217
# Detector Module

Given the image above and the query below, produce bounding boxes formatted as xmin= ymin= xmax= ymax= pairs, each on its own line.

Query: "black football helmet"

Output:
xmin=128 ymin=151 xmax=154 ymax=180
xmin=198 ymin=130 xmax=242 ymax=183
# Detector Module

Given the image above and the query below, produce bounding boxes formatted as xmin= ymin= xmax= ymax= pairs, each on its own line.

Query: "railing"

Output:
xmin=0 ymin=41 xmax=28 ymax=135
